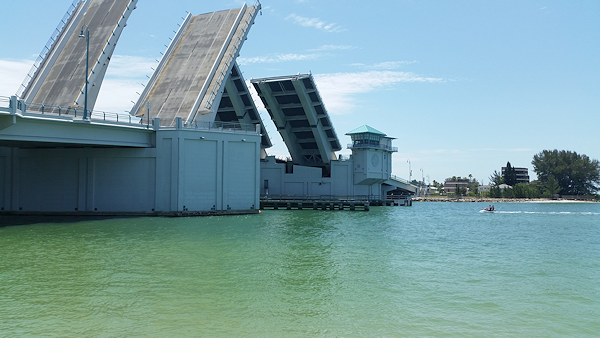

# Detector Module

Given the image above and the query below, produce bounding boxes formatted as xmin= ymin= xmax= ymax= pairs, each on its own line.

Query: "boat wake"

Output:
xmin=488 ymin=211 xmax=600 ymax=215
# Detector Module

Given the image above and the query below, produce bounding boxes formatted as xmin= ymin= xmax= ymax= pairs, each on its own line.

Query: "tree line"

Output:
xmin=488 ymin=150 xmax=599 ymax=198
xmin=430 ymin=150 xmax=599 ymax=199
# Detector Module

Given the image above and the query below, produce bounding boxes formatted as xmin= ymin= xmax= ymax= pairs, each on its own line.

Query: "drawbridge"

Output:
xmin=15 ymin=0 xmax=271 ymax=149
xmin=18 ymin=0 xmax=137 ymax=112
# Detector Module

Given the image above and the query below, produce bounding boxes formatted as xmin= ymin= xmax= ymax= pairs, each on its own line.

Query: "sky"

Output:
xmin=1 ymin=0 xmax=599 ymax=185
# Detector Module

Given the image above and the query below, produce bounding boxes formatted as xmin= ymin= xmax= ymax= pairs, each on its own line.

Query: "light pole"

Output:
xmin=79 ymin=25 xmax=90 ymax=120
xmin=420 ymin=168 xmax=424 ymax=196
xmin=407 ymin=159 xmax=411 ymax=183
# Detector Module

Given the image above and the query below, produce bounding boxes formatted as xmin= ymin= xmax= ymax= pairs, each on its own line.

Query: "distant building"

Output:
xmin=444 ymin=178 xmax=469 ymax=194
xmin=478 ymin=185 xmax=491 ymax=193
xmin=501 ymin=166 xmax=530 ymax=184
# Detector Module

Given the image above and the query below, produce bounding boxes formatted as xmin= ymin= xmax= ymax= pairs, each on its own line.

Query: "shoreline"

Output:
xmin=412 ymin=197 xmax=599 ymax=203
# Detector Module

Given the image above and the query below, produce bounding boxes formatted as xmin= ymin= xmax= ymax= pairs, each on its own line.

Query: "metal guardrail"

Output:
xmin=0 ymin=96 xmax=143 ymax=126
xmin=25 ymin=101 xmax=141 ymax=125
xmin=17 ymin=0 xmax=83 ymax=98
xmin=1 ymin=96 xmax=260 ymax=135
xmin=389 ymin=174 xmax=414 ymax=186
xmin=183 ymin=120 xmax=258 ymax=133
xmin=347 ymin=143 xmax=398 ymax=152
xmin=204 ymin=3 xmax=260 ymax=110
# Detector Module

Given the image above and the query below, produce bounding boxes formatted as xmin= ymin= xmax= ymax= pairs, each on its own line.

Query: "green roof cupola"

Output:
xmin=346 ymin=125 xmax=396 ymax=151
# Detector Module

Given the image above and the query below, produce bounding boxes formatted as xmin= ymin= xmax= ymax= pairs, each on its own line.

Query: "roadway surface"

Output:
xmin=133 ymin=7 xmax=252 ymax=127
xmin=26 ymin=0 xmax=131 ymax=109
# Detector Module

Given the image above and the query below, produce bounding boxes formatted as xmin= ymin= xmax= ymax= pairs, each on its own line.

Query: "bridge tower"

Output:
xmin=346 ymin=125 xmax=397 ymax=194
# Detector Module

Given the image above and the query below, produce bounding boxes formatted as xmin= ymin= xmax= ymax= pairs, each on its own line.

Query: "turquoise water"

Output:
xmin=1 ymin=202 xmax=599 ymax=336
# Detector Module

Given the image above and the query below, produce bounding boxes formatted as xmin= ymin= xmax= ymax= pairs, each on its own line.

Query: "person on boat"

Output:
xmin=487 ymin=205 xmax=492 ymax=211
xmin=491 ymin=205 xmax=495 ymax=211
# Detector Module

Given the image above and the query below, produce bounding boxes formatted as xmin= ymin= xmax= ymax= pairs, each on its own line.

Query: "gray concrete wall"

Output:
xmin=4 ymin=147 xmax=156 ymax=213
xmin=260 ymin=156 xmax=370 ymax=197
xmin=0 ymin=128 xmax=261 ymax=214
xmin=331 ymin=160 xmax=353 ymax=195
xmin=156 ymin=128 xmax=260 ymax=212
xmin=0 ymin=149 xmax=11 ymax=211
xmin=352 ymin=147 xmax=392 ymax=186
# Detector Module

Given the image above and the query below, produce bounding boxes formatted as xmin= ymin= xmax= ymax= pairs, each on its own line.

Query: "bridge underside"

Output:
xmin=384 ymin=179 xmax=418 ymax=195
xmin=217 ymin=63 xmax=272 ymax=148
xmin=251 ymin=74 xmax=341 ymax=168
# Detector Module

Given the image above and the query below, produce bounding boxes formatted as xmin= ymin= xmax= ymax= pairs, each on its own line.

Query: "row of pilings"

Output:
xmin=259 ymin=195 xmax=412 ymax=211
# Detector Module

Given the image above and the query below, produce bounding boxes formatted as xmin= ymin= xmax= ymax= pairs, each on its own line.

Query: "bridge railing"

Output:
xmin=203 ymin=3 xmax=260 ymax=110
xmin=389 ymin=174 xmax=414 ymax=186
xmin=24 ymin=101 xmax=141 ymax=125
xmin=182 ymin=120 xmax=258 ymax=133
xmin=1 ymin=95 xmax=260 ymax=134
xmin=17 ymin=0 xmax=83 ymax=98
xmin=347 ymin=143 xmax=398 ymax=152
xmin=0 ymin=96 xmax=143 ymax=126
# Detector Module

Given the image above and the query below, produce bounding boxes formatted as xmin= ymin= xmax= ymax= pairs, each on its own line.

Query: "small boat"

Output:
xmin=480 ymin=209 xmax=495 ymax=213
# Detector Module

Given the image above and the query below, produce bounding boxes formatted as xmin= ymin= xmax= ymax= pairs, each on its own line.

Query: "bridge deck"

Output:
xmin=25 ymin=0 xmax=133 ymax=111
xmin=133 ymin=6 xmax=260 ymax=128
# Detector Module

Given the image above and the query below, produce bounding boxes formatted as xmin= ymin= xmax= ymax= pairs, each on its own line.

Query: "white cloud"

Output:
xmin=311 ymin=45 xmax=357 ymax=51
xmin=352 ymin=61 xmax=418 ymax=70
xmin=238 ymin=53 xmax=320 ymax=65
xmin=369 ymin=61 xmax=417 ymax=70
xmin=95 ymin=55 xmax=155 ymax=113
xmin=0 ymin=56 xmax=152 ymax=113
xmin=0 ymin=59 xmax=35 ymax=97
xmin=2 ymin=56 xmax=442 ymax=122
xmin=314 ymin=71 xmax=444 ymax=114
xmin=95 ymin=78 xmax=145 ymax=113
xmin=104 ymin=55 xmax=157 ymax=79
xmin=286 ymin=14 xmax=344 ymax=33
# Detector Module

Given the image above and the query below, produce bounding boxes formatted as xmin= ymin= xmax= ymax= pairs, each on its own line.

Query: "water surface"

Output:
xmin=1 ymin=202 xmax=599 ymax=336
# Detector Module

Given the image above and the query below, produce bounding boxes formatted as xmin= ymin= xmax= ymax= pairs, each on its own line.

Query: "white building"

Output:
xmin=478 ymin=185 xmax=491 ymax=193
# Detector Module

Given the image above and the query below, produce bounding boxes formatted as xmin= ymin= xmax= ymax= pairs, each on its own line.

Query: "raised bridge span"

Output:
xmin=19 ymin=0 xmax=137 ymax=113
xmin=130 ymin=3 xmax=271 ymax=148
xmin=14 ymin=0 xmax=271 ymax=150
xmin=133 ymin=6 xmax=258 ymax=125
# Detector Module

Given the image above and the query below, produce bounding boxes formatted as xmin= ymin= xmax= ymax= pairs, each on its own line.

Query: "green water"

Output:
xmin=1 ymin=202 xmax=599 ymax=336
